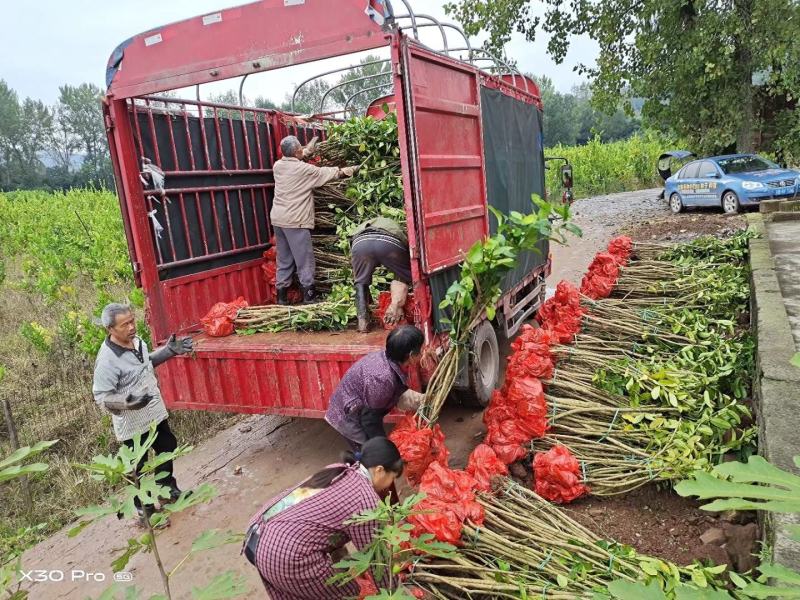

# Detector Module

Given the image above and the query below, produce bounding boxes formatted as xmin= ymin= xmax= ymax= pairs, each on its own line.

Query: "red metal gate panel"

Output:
xmin=402 ymin=42 xmax=488 ymax=273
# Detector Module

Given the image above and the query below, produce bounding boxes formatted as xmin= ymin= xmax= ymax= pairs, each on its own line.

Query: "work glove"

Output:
xmin=167 ymin=333 xmax=193 ymax=356
xmin=103 ymin=393 xmax=153 ymax=414
xmin=397 ymin=389 xmax=425 ymax=412
xmin=339 ymin=165 xmax=358 ymax=178
xmin=302 ymin=136 xmax=319 ymax=159
xmin=383 ymin=281 xmax=409 ymax=324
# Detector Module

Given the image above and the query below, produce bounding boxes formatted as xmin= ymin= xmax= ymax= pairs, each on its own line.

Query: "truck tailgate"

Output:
xmin=157 ymin=329 xmax=387 ymax=417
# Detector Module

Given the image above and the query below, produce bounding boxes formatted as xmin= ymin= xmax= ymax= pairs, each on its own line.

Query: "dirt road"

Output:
xmin=22 ymin=188 xmax=675 ymax=600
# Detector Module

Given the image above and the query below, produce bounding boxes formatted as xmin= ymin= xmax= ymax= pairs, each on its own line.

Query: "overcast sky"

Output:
xmin=0 ymin=0 xmax=598 ymax=106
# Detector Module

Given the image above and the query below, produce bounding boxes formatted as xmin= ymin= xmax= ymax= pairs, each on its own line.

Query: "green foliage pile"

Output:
xmin=544 ymin=132 xmax=669 ymax=199
xmin=235 ymin=111 xmax=404 ymax=333
xmin=533 ymin=232 xmax=756 ymax=493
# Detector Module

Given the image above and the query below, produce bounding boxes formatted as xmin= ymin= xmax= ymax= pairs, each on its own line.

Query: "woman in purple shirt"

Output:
xmin=243 ymin=437 xmax=404 ymax=599
xmin=325 ymin=325 xmax=426 ymax=450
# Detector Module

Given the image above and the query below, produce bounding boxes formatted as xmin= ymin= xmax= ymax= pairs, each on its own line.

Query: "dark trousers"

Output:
xmin=123 ymin=419 xmax=178 ymax=507
xmin=350 ymin=232 xmax=412 ymax=285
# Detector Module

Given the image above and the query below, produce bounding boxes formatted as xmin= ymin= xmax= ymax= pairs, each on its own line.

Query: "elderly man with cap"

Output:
xmin=92 ymin=302 xmax=193 ymax=526
xmin=270 ymin=135 xmax=357 ymax=305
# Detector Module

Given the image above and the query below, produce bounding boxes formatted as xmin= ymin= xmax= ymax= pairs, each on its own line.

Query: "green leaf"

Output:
xmin=691 ymin=569 xmax=708 ymax=588
xmin=111 ymin=537 xmax=146 ymax=573
xmin=190 ymin=529 xmax=244 ymax=554
xmin=556 ymin=573 xmax=569 ymax=587
xmin=757 ymin=562 xmax=800 ymax=585
xmin=191 ymin=571 xmax=251 ymax=600
xmin=675 ymin=585 xmax=734 ymax=599
xmin=790 ymin=353 xmax=800 ymax=369
xmin=607 ymin=580 xmax=667 ymax=600
xmin=162 ymin=483 xmax=219 ymax=516
xmin=675 ymin=455 xmax=800 ymax=513
xmin=0 ymin=440 xmax=58 ymax=470
xmin=0 ymin=462 xmax=49 ymax=484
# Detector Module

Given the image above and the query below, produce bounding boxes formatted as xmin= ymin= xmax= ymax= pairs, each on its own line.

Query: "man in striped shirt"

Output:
xmin=92 ymin=303 xmax=192 ymax=524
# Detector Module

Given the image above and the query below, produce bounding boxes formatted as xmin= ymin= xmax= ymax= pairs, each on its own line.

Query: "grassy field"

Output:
xmin=0 ymin=189 xmax=240 ymax=557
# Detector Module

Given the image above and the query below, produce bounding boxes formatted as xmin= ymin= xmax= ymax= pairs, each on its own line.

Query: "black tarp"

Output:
xmin=429 ymin=87 xmax=548 ymax=331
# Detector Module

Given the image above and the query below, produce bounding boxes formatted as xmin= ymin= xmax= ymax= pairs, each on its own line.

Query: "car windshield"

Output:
xmin=716 ymin=156 xmax=779 ymax=174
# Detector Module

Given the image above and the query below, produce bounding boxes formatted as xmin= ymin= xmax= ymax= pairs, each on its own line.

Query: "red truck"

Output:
xmin=103 ymin=0 xmax=556 ymax=416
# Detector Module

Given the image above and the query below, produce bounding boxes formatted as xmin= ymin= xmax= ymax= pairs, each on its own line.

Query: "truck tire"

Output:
xmin=455 ymin=320 xmax=500 ymax=408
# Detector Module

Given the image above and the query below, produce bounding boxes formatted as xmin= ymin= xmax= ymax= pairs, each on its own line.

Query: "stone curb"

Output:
xmin=746 ymin=213 xmax=800 ymax=569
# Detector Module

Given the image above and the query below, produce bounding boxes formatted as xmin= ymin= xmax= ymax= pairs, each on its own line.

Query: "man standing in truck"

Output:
xmin=349 ymin=216 xmax=412 ymax=333
xmin=92 ymin=303 xmax=193 ymax=526
xmin=270 ymin=135 xmax=357 ymax=305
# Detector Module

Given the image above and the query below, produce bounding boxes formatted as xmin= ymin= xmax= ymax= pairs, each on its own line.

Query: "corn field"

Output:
xmin=545 ymin=132 xmax=672 ymax=199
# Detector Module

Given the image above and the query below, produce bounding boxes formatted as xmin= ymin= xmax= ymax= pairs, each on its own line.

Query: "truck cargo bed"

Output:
xmin=158 ymin=328 xmax=387 ymax=417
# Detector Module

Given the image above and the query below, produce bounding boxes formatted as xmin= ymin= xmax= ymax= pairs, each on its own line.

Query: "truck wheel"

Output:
xmin=455 ymin=320 xmax=500 ymax=408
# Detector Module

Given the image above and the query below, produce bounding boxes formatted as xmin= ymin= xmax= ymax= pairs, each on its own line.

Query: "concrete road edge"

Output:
xmin=747 ymin=212 xmax=800 ymax=569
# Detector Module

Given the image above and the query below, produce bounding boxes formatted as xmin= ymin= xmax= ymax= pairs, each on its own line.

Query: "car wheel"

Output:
xmin=722 ymin=191 xmax=741 ymax=214
xmin=669 ymin=193 xmax=684 ymax=214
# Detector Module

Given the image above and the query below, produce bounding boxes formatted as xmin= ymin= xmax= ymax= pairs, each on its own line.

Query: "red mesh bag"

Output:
xmin=536 ymin=281 xmax=584 ymax=342
xmin=483 ymin=390 xmax=530 ymax=465
xmin=375 ymin=291 xmax=417 ymax=330
xmin=418 ymin=462 xmax=483 ymax=524
xmin=533 ymin=445 xmax=590 ymax=504
xmin=510 ymin=324 xmax=555 ymax=355
xmin=580 ymin=252 xmax=621 ymax=300
xmin=580 ymin=273 xmax=615 ymax=300
xmin=507 ymin=377 xmax=549 ymax=439
xmin=409 ymin=463 xmax=484 ymax=544
xmin=201 ymin=297 xmax=249 ymax=337
xmin=261 ymin=243 xmax=278 ymax=304
xmin=483 ymin=390 xmax=516 ymax=429
xmin=356 ymin=573 xmax=378 ymax=599
xmin=409 ymin=499 xmax=464 ymax=544
xmin=389 ymin=415 xmax=450 ymax=486
xmin=607 ymin=236 xmax=633 ymax=263
xmin=507 ymin=349 xmax=555 ymax=380
xmin=466 ymin=444 xmax=509 ymax=492
xmin=485 ymin=419 xmax=528 ymax=465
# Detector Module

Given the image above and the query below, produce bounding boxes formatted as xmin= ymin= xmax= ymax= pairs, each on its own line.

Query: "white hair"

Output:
xmin=280 ymin=135 xmax=302 ymax=158
xmin=101 ymin=303 xmax=132 ymax=328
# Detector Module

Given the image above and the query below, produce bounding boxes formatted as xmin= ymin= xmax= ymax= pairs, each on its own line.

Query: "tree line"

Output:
xmin=0 ymin=81 xmax=112 ymax=192
xmin=446 ymin=0 xmax=800 ymax=162
xmin=537 ymin=75 xmax=641 ymax=147
xmin=0 ymin=61 xmax=642 ymax=193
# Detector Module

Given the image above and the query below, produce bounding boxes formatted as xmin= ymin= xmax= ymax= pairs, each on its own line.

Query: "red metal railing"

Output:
xmin=128 ymin=96 xmax=281 ymax=274
xmin=126 ymin=97 xmax=344 ymax=276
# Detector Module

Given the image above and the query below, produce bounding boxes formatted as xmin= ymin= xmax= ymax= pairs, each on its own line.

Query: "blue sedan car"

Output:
xmin=663 ymin=153 xmax=800 ymax=214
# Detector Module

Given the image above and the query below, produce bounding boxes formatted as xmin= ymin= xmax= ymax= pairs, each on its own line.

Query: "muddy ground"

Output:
xmin=21 ymin=189 xmax=751 ymax=599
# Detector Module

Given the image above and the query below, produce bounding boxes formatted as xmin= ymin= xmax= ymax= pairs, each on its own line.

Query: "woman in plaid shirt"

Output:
xmin=244 ymin=437 xmax=404 ymax=599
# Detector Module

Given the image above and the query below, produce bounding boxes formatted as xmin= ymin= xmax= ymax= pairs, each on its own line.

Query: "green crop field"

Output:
xmin=544 ymin=132 xmax=669 ymax=199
